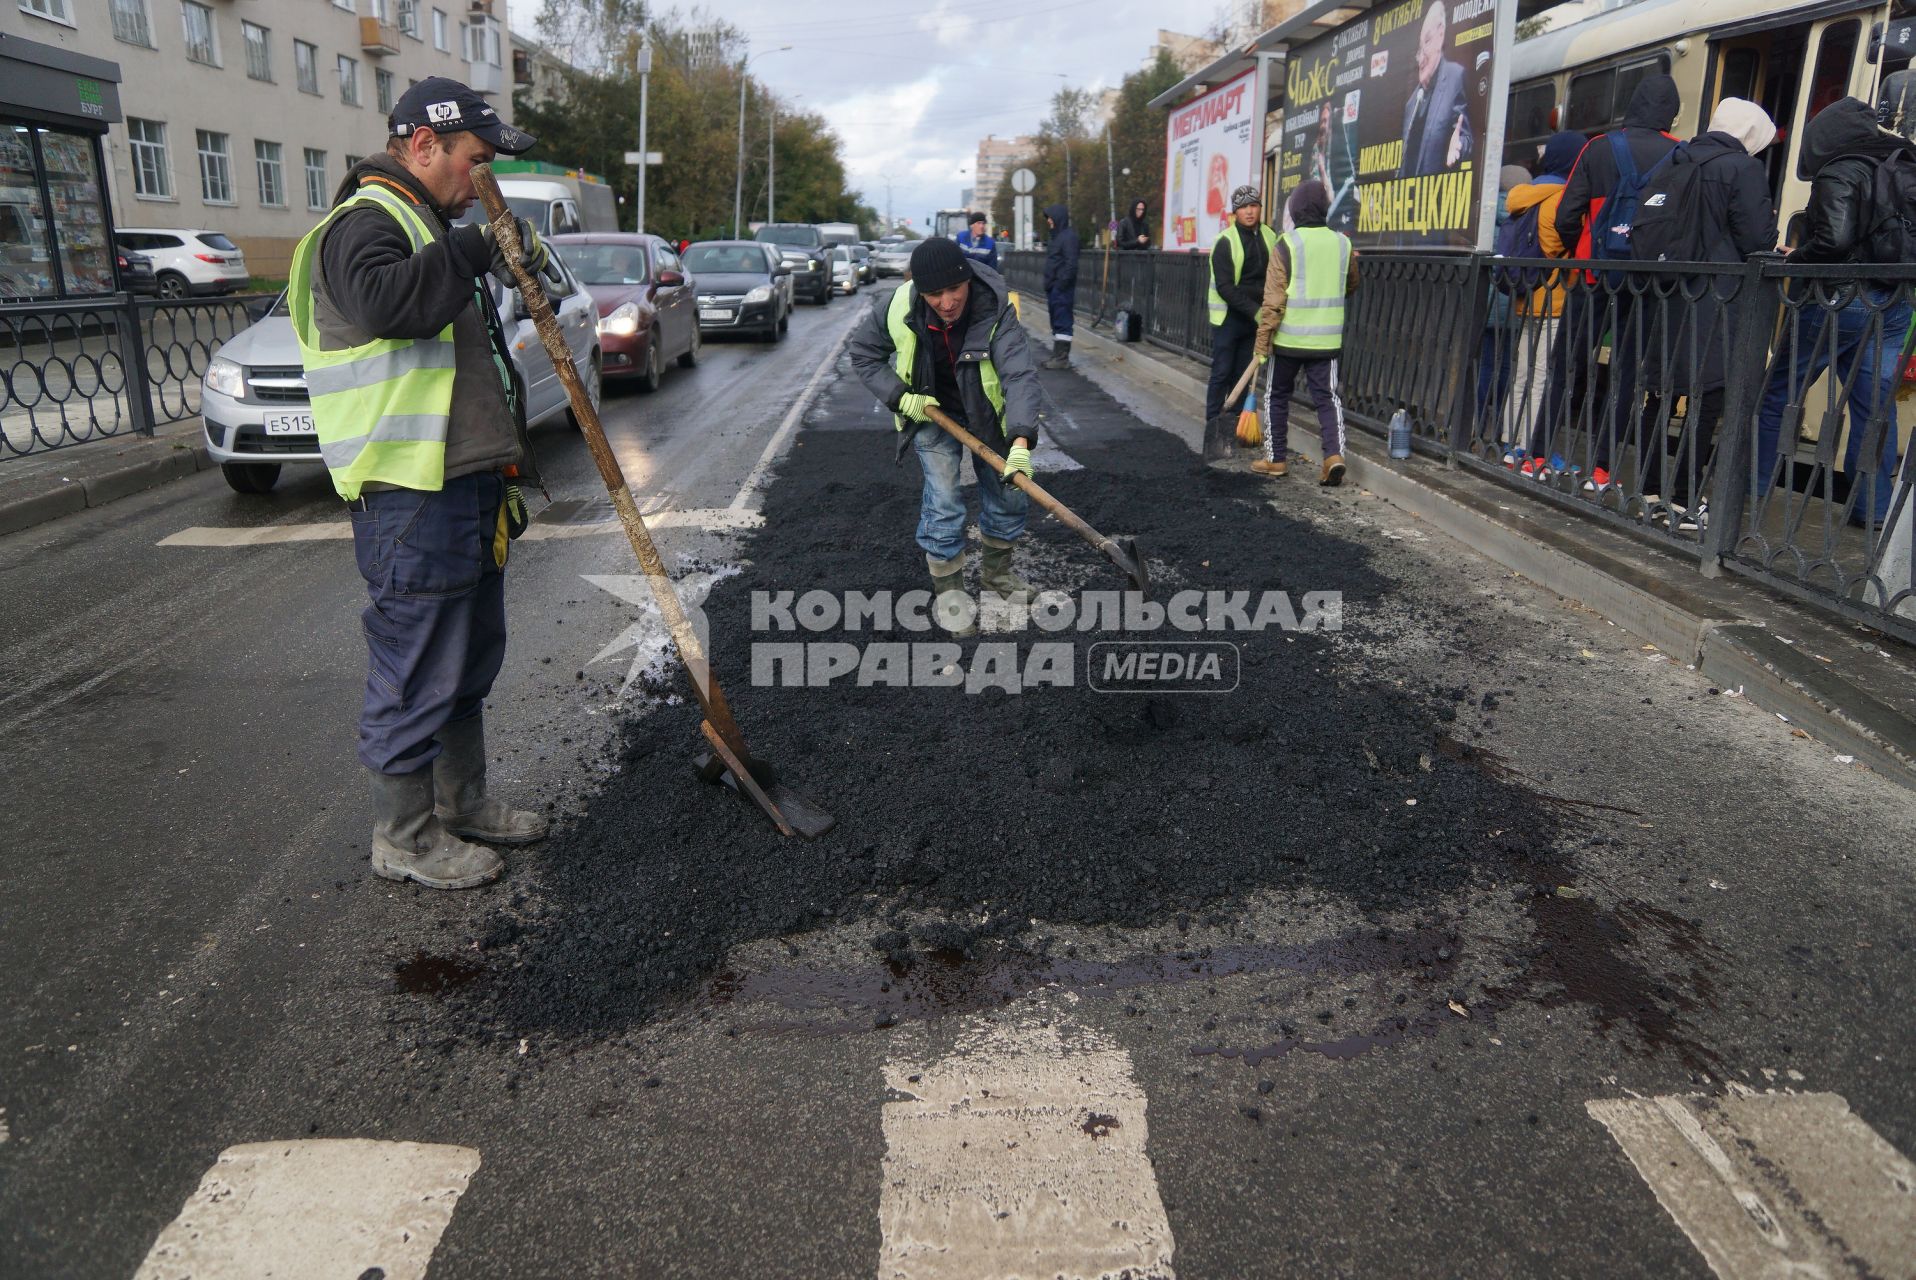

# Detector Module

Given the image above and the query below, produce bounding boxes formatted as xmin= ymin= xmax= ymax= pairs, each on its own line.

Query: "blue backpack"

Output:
xmin=1595 ymin=132 xmax=1677 ymax=259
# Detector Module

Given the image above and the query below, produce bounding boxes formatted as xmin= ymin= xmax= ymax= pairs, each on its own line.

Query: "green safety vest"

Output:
xmin=1206 ymin=223 xmax=1278 ymax=326
xmin=887 ymin=284 xmax=1006 ymax=434
xmin=1273 ymin=226 xmax=1351 ymax=352
xmin=289 ymin=182 xmax=458 ymax=500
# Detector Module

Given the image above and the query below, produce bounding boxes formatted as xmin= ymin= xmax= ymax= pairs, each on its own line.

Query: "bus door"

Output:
xmin=1710 ymin=25 xmax=1810 ymax=216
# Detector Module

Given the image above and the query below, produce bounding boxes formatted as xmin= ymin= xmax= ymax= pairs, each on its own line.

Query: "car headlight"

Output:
xmin=598 ymin=301 xmax=640 ymax=337
xmin=204 ymin=356 xmax=245 ymax=398
xmin=744 ymin=285 xmax=772 ymax=304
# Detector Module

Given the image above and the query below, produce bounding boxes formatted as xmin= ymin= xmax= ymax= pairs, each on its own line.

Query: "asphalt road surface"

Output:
xmin=3 ymin=284 xmax=1914 ymax=1279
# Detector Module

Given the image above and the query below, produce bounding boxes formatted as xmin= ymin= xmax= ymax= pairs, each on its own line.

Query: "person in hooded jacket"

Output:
xmin=1116 ymin=199 xmax=1152 ymax=250
xmin=1504 ymin=131 xmax=1585 ymax=471
xmin=1552 ymin=74 xmax=1683 ymax=490
xmin=1631 ymin=98 xmax=1779 ymax=530
xmin=1040 ymin=204 xmax=1080 ymax=368
xmin=1754 ymin=96 xmax=1914 ymax=528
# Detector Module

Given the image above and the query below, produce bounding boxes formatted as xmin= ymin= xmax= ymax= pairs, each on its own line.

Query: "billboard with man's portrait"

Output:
xmin=1274 ymin=0 xmax=1507 ymax=250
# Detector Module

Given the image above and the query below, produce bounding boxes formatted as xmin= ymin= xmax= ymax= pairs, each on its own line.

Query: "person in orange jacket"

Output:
xmin=1500 ymin=131 xmax=1585 ymax=471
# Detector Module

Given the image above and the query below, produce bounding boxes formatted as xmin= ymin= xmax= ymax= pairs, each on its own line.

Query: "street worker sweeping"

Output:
xmin=1204 ymin=185 xmax=1276 ymax=459
xmin=849 ymin=238 xmax=1043 ymax=637
xmin=1250 ymin=179 xmax=1360 ymax=485
xmin=290 ymin=77 xmax=550 ymax=890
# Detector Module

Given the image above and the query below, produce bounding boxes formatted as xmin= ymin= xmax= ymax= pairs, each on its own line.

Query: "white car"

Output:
xmin=200 ymin=254 xmax=602 ymax=493
xmin=830 ymin=245 xmax=858 ymax=295
xmin=114 ymin=228 xmax=250 ymax=299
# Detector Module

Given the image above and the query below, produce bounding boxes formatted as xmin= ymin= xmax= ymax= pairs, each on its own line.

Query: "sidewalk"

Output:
xmin=1031 ymin=309 xmax=1916 ymax=791
xmin=0 ymin=416 xmax=213 ymax=537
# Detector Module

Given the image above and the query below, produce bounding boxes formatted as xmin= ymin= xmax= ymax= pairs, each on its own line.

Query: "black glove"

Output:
xmin=484 ymin=216 xmax=549 ymax=287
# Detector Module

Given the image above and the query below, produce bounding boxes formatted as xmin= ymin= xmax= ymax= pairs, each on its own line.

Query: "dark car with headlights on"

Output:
xmin=681 ymin=240 xmax=791 ymax=342
xmin=551 ymin=233 xmax=699 ymax=392
xmin=752 ymin=222 xmax=832 ymax=305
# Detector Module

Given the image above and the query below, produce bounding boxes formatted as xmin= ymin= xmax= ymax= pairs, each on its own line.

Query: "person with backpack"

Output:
xmin=1501 ymin=132 xmax=1585 ymax=472
xmin=1551 ymin=74 xmax=1683 ymax=492
xmin=1627 ymin=98 xmax=1779 ymax=531
xmin=1753 ymin=96 xmax=1916 ymax=529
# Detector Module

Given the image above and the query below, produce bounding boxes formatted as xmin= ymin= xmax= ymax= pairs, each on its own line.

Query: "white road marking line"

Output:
xmin=157 ymin=521 xmax=354 ymax=546
xmin=156 ymin=508 xmax=762 ymax=547
xmin=135 ymin=1138 xmax=479 ymax=1280
xmin=1588 ymin=1090 xmax=1916 ymax=1279
xmin=729 ymin=302 xmax=865 ymax=512
xmin=879 ymin=1019 xmax=1176 ymax=1280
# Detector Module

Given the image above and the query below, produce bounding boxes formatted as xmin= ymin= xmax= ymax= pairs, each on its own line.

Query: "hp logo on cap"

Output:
xmin=427 ymin=101 xmax=461 ymax=123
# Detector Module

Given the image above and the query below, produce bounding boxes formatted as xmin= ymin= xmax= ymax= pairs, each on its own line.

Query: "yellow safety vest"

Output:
xmin=289 ymin=182 xmax=458 ymax=500
xmin=887 ymin=284 xmax=1006 ymax=434
xmin=1273 ymin=226 xmax=1351 ymax=352
xmin=1206 ymin=223 xmax=1278 ymax=326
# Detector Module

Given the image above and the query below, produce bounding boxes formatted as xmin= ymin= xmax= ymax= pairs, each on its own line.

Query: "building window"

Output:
xmin=109 ymin=0 xmax=152 ymax=46
xmin=366 ymin=0 xmax=388 ymax=18
xmin=19 ymin=0 xmax=73 ymax=25
xmin=376 ymin=68 xmax=395 ymax=114
xmin=128 ymin=117 xmax=172 ymax=198
xmin=304 ymin=148 xmax=328 ymax=211
xmin=331 ymin=0 xmax=353 ymax=9
xmin=242 ymin=21 xmax=271 ymax=81
xmin=338 ymin=55 xmax=361 ymax=107
xmin=196 ymin=129 xmax=233 ymax=204
xmin=344 ymin=154 xmax=363 ymax=170
xmin=397 ymin=0 xmax=419 ymax=38
xmin=294 ymin=39 xmax=320 ymax=95
xmin=431 ymin=8 xmax=448 ymax=51
xmin=255 ymin=140 xmax=285 ymax=207
xmin=181 ymin=0 xmax=219 ymax=65
xmin=463 ymin=18 xmax=500 ymax=66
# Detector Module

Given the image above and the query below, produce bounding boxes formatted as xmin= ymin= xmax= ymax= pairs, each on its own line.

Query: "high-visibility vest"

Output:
xmin=1273 ymin=226 xmax=1351 ymax=352
xmin=289 ymin=182 xmax=458 ymax=500
xmin=1206 ymin=223 xmax=1278 ymax=326
xmin=887 ymin=284 xmax=1006 ymax=434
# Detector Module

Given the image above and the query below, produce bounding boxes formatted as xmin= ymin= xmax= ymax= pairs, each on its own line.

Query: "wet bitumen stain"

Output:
xmin=393 ymin=951 xmax=484 ymax=997
xmin=1081 ymin=1112 xmax=1121 ymax=1138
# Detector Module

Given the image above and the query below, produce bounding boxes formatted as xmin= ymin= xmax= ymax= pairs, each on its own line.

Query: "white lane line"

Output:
xmin=879 ymin=1019 xmax=1176 ymax=1280
xmin=1588 ymin=1090 xmax=1916 ymax=1279
xmin=156 ymin=508 xmax=763 ymax=546
xmin=135 ymin=1138 xmax=479 ymax=1280
xmin=728 ymin=301 xmax=865 ymax=512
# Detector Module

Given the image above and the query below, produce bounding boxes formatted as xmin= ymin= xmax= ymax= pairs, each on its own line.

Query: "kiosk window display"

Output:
xmin=0 ymin=34 xmax=124 ymax=302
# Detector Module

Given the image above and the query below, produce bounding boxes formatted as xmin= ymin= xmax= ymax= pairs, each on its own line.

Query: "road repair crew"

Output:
xmin=1251 ymin=179 xmax=1360 ymax=485
xmin=290 ymin=77 xmax=551 ymax=891
xmin=849 ymin=238 xmax=1043 ymax=637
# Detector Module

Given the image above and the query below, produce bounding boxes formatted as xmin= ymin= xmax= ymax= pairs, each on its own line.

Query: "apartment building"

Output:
xmin=972 ymin=134 xmax=1035 ymax=218
xmin=1 ymin=0 xmax=515 ymax=276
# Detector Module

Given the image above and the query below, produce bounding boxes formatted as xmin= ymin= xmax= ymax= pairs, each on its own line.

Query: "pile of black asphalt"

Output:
xmin=451 ymin=366 xmax=1598 ymax=1047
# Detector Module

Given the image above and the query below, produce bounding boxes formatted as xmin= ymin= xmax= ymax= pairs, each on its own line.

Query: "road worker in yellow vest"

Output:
xmin=1203 ymin=185 xmax=1278 ymax=459
xmin=1251 ymin=179 xmax=1362 ymax=485
xmin=290 ymin=77 xmax=548 ymax=891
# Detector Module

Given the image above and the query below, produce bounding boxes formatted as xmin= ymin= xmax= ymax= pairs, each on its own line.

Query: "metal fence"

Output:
xmin=1006 ymin=245 xmax=1916 ymax=645
xmin=0 ymin=293 xmax=267 ymax=459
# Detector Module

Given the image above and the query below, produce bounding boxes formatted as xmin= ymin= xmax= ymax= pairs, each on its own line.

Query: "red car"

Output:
xmin=549 ymin=233 xmax=700 ymax=391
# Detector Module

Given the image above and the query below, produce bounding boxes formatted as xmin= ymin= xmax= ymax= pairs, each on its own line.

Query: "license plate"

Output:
xmin=699 ymin=308 xmax=732 ymax=321
xmin=263 ymin=411 xmax=314 ymax=436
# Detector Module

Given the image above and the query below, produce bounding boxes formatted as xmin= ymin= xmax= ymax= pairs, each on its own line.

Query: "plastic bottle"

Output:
xmin=1388 ymin=409 xmax=1412 ymax=459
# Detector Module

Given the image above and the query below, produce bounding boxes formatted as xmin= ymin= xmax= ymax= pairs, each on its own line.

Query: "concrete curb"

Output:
xmin=0 ymin=439 xmax=212 ymax=538
xmin=1045 ymin=313 xmax=1916 ymax=792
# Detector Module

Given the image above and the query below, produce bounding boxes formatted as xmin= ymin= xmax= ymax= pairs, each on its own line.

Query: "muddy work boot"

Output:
xmin=434 ymin=714 xmax=548 ymax=845
xmin=370 ymin=768 xmax=504 ymax=890
xmin=1249 ymin=459 xmax=1288 ymax=477
xmin=1320 ymin=453 xmax=1347 ymax=487
xmin=928 ymin=553 xmax=977 ymax=637
xmin=1041 ymin=339 xmax=1072 ymax=370
xmin=979 ymin=536 xmax=1034 ymax=611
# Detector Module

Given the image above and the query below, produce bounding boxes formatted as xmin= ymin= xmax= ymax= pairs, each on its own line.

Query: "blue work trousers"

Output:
xmin=349 ymin=472 xmax=508 ymax=775
xmin=912 ymin=424 xmax=1029 ymax=561
xmin=1047 ymin=287 xmax=1075 ymax=340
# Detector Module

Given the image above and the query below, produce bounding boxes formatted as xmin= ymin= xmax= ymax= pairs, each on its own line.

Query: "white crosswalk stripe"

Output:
xmin=155 ymin=507 xmax=763 ymax=547
xmin=134 ymin=1138 xmax=479 ymax=1280
xmin=879 ymin=1018 xmax=1176 ymax=1280
xmin=1589 ymin=1089 xmax=1916 ymax=1279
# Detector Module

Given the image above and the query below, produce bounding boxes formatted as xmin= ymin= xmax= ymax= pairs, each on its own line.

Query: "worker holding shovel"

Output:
xmin=849 ymin=239 xmax=1043 ymax=636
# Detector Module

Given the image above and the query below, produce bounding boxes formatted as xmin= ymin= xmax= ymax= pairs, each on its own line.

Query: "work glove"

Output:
xmin=1000 ymin=441 xmax=1033 ymax=485
xmin=897 ymin=392 xmax=939 ymax=427
xmin=484 ymin=216 xmax=549 ymax=287
xmin=1256 ymin=351 xmax=1269 ymax=365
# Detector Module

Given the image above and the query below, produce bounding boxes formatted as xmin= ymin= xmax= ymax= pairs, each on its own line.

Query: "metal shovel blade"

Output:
xmin=1105 ymin=535 xmax=1151 ymax=596
xmin=692 ymin=744 xmax=837 ymax=840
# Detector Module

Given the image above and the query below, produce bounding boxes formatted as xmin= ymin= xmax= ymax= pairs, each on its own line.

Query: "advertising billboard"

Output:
xmin=1161 ymin=67 xmax=1260 ymax=252
xmin=1274 ymin=0 xmax=1509 ymax=250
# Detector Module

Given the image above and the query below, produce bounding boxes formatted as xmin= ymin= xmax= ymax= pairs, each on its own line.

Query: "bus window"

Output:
xmin=1613 ymin=54 xmax=1673 ymax=125
xmin=1505 ymin=82 xmax=1555 ymax=166
xmin=1566 ymin=67 xmax=1614 ymax=133
xmin=1798 ymin=21 xmax=1861 ymax=178
xmin=1719 ymin=48 xmax=1761 ymax=103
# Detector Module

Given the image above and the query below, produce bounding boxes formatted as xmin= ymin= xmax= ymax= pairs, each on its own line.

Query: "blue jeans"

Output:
xmin=349 ymin=473 xmax=508 ymax=775
xmin=912 ymin=424 xmax=1029 ymax=561
xmin=1756 ymin=289 xmax=1910 ymax=524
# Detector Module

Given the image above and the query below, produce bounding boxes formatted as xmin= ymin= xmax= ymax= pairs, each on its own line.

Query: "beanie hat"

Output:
xmin=1499 ymin=164 xmax=1532 ymax=192
xmin=968 ymin=211 xmax=986 ymax=225
xmin=909 ymin=236 xmax=972 ymax=293
xmin=1230 ymin=184 xmax=1262 ymax=211
xmin=1708 ymin=97 xmax=1778 ymax=156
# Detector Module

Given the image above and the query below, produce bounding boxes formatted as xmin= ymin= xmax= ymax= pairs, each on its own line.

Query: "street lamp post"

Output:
xmin=635 ymin=29 xmax=651 ymax=233
xmin=734 ymin=44 xmax=791 ymax=238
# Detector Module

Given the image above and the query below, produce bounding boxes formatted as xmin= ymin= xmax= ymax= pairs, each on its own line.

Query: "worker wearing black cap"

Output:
xmin=289 ymin=76 xmax=549 ymax=891
xmin=848 ymin=241 xmax=1043 ymax=636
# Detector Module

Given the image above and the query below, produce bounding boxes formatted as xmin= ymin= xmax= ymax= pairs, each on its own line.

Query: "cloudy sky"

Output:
xmin=512 ymin=0 xmax=1226 ymax=230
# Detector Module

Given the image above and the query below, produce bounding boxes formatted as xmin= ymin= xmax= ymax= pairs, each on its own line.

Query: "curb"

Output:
xmin=0 ymin=439 xmax=212 ymax=538
xmin=1046 ymin=313 xmax=1916 ymax=792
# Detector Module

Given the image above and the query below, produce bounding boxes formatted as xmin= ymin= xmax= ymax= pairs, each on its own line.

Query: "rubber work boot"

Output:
xmin=370 ymin=768 xmax=504 ymax=890
xmin=928 ymin=553 xmax=978 ymax=637
xmin=1320 ymin=454 xmax=1347 ymax=487
xmin=979 ymin=536 xmax=1034 ymax=612
xmin=434 ymin=714 xmax=549 ymax=845
xmin=1250 ymin=459 xmax=1288 ymax=477
xmin=1041 ymin=339 xmax=1072 ymax=371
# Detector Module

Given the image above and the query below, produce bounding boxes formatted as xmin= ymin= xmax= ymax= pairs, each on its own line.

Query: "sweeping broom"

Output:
xmin=1223 ymin=357 xmax=1263 ymax=448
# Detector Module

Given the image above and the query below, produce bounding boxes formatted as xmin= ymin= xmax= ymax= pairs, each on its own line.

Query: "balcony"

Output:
xmin=465 ymin=56 xmax=503 ymax=95
xmin=359 ymin=17 xmax=401 ymax=57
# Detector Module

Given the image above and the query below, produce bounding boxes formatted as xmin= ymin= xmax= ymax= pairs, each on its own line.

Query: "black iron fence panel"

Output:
xmin=0 ymin=298 xmax=151 ymax=458
xmin=1001 ymin=249 xmax=1213 ymax=362
xmin=1342 ymin=254 xmax=1481 ymax=446
xmin=138 ymin=296 xmax=263 ymax=425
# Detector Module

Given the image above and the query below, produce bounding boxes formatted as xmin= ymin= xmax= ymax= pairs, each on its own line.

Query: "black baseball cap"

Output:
xmin=389 ymin=76 xmax=536 ymax=155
